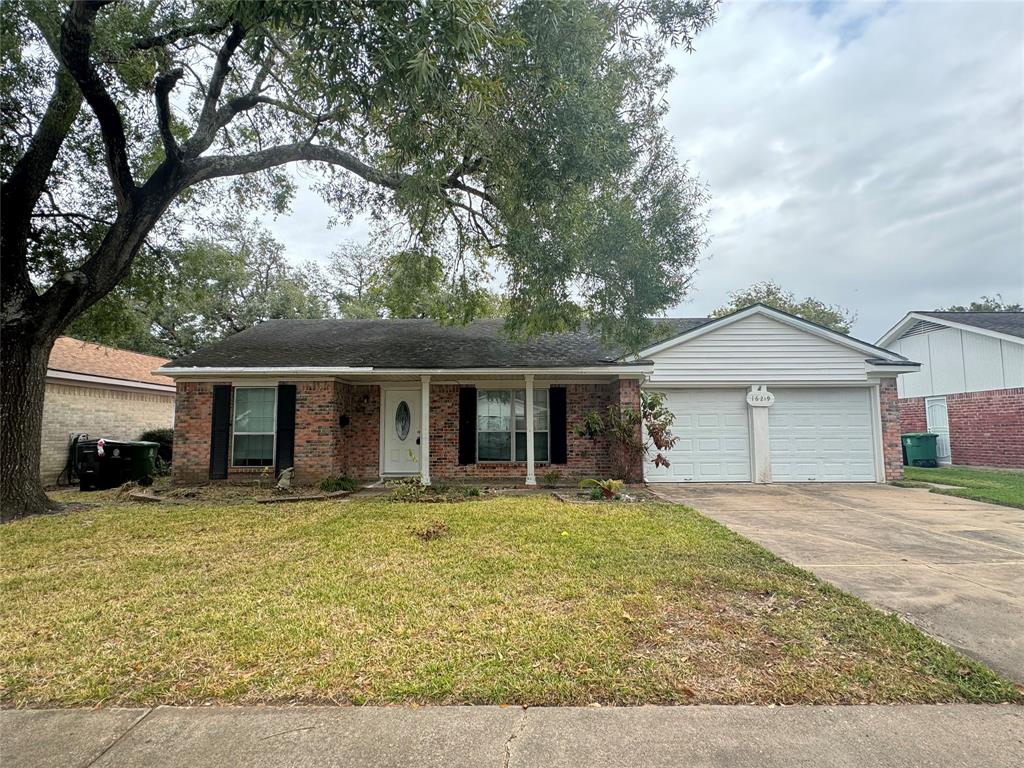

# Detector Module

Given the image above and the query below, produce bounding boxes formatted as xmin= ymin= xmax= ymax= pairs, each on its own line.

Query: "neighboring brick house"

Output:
xmin=878 ymin=311 xmax=1024 ymax=469
xmin=42 ymin=338 xmax=176 ymax=485
xmin=159 ymin=305 xmax=915 ymax=487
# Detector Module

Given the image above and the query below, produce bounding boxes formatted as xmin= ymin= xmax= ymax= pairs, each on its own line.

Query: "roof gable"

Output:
xmin=878 ymin=311 xmax=1024 ymax=347
xmin=634 ymin=304 xmax=908 ymax=362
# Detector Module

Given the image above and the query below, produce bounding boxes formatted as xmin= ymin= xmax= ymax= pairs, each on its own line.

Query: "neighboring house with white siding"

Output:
xmin=877 ymin=312 xmax=1024 ymax=468
xmin=42 ymin=338 xmax=176 ymax=486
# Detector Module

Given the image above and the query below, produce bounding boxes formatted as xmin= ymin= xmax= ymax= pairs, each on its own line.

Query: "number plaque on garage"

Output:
xmin=746 ymin=389 xmax=775 ymax=407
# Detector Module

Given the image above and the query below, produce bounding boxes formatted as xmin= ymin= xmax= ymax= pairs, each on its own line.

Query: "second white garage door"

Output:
xmin=769 ymin=388 xmax=877 ymax=482
xmin=645 ymin=389 xmax=751 ymax=482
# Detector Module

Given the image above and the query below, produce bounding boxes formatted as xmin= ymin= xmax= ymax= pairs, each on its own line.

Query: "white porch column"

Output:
xmin=420 ymin=375 xmax=431 ymax=486
xmin=525 ymin=375 xmax=537 ymax=485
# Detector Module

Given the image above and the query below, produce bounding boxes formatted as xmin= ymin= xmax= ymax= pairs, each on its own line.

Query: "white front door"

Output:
xmin=926 ymin=396 xmax=951 ymax=465
xmin=645 ymin=389 xmax=751 ymax=482
xmin=383 ymin=389 xmax=421 ymax=474
xmin=768 ymin=388 xmax=877 ymax=482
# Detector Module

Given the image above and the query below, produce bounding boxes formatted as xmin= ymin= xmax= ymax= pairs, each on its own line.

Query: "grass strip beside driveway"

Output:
xmin=1 ymin=496 xmax=1019 ymax=707
xmin=904 ymin=466 xmax=1024 ymax=509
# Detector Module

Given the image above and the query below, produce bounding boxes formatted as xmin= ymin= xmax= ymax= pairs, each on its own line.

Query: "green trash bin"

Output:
xmin=123 ymin=441 xmax=160 ymax=481
xmin=901 ymin=433 xmax=938 ymax=468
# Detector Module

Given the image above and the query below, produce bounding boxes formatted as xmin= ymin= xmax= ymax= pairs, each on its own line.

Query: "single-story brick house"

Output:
xmin=877 ymin=311 xmax=1024 ymax=468
xmin=43 ymin=337 xmax=176 ymax=485
xmin=158 ymin=305 xmax=917 ymax=486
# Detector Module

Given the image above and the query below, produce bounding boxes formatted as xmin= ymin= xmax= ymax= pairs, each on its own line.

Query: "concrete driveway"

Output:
xmin=653 ymin=483 xmax=1024 ymax=682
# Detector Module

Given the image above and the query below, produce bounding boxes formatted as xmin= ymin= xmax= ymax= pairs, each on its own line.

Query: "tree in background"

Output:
xmin=938 ymin=295 xmax=1022 ymax=312
xmin=711 ymin=281 xmax=857 ymax=334
xmin=67 ymin=219 xmax=329 ymax=357
xmin=2 ymin=0 xmax=716 ymax=516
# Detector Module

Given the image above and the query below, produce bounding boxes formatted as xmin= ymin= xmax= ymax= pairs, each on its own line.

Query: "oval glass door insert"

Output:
xmin=395 ymin=401 xmax=411 ymax=440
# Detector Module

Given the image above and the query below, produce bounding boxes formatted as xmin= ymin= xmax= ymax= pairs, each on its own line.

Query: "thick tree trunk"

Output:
xmin=1 ymin=326 xmax=60 ymax=520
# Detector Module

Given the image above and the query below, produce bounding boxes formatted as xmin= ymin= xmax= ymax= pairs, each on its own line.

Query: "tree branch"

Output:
xmin=155 ymin=68 xmax=184 ymax=161
xmin=183 ymin=22 xmax=246 ymax=156
xmin=186 ymin=143 xmax=408 ymax=189
xmin=0 ymin=66 xmax=84 ymax=313
xmin=59 ymin=0 xmax=135 ymax=211
xmin=131 ymin=19 xmax=230 ymax=50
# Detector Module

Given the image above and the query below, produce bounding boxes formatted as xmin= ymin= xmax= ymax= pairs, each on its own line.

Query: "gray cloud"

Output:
xmin=666 ymin=0 xmax=1024 ymax=338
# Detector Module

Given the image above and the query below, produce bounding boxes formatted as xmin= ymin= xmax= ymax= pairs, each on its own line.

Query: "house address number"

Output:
xmin=746 ymin=390 xmax=775 ymax=407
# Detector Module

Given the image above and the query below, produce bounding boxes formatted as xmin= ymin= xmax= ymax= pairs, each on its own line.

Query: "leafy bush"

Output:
xmin=542 ymin=470 xmax=562 ymax=487
xmin=140 ymin=427 xmax=173 ymax=463
xmin=573 ymin=391 xmax=679 ymax=477
xmin=319 ymin=476 xmax=357 ymax=493
xmin=579 ymin=478 xmax=624 ymax=499
xmin=389 ymin=477 xmax=428 ymax=502
xmin=465 ymin=486 xmax=481 ymax=497
xmin=589 ymin=488 xmax=604 ymax=501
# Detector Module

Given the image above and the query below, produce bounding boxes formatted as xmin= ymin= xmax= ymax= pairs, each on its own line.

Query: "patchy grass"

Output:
xmin=904 ymin=466 xmax=1024 ymax=509
xmin=1 ymin=496 xmax=1019 ymax=707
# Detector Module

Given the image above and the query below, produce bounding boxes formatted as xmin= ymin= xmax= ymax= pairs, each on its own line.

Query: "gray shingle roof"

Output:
xmin=165 ymin=318 xmax=711 ymax=370
xmin=917 ymin=312 xmax=1024 ymax=340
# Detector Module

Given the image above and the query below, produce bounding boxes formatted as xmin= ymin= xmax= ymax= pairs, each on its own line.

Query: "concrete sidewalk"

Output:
xmin=3 ymin=705 xmax=1021 ymax=768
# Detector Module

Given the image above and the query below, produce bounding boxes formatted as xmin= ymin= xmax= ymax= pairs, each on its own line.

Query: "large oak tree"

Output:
xmin=1 ymin=0 xmax=715 ymax=518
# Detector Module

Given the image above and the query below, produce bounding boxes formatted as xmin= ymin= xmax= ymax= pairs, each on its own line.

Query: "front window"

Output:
xmin=477 ymin=389 xmax=549 ymax=462
xmin=232 ymin=387 xmax=276 ymax=467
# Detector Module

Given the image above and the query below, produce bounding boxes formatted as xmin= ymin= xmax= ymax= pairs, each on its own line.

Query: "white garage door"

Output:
xmin=769 ymin=388 xmax=877 ymax=482
xmin=645 ymin=389 xmax=750 ymax=482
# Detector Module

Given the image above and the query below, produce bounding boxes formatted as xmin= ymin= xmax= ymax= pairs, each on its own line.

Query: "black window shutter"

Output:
xmin=275 ymin=384 xmax=297 ymax=476
xmin=458 ymin=386 xmax=477 ymax=465
xmin=209 ymin=385 xmax=231 ymax=479
xmin=549 ymin=386 xmax=567 ymax=465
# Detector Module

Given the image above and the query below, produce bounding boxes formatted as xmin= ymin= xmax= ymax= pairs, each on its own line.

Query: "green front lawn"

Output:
xmin=1 ymin=495 xmax=1018 ymax=707
xmin=904 ymin=466 xmax=1024 ymax=509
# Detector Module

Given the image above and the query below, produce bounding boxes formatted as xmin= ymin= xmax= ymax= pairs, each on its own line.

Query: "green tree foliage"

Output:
xmin=2 ymin=0 xmax=717 ymax=516
xmin=67 ymin=220 xmax=329 ymax=357
xmin=309 ymin=242 xmax=505 ymax=323
xmin=711 ymin=281 xmax=857 ymax=334
xmin=938 ymin=295 xmax=1022 ymax=312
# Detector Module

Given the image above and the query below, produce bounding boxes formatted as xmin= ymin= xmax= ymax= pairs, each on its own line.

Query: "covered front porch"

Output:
xmin=171 ymin=371 xmax=644 ymax=486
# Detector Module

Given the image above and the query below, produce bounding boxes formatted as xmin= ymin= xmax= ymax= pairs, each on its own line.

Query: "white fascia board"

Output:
xmin=47 ymin=369 xmax=176 ymax=394
xmin=875 ymin=313 xmax=916 ymax=347
xmin=157 ymin=365 xmax=652 ymax=378
xmin=634 ymin=305 xmax=909 ymax=362
xmin=865 ymin=363 xmax=920 ymax=376
xmin=878 ymin=312 xmax=1024 ymax=347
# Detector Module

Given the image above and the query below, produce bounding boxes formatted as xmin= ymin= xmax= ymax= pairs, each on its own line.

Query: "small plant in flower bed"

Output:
xmin=319 ymin=475 xmax=358 ymax=493
xmin=388 ymin=478 xmax=485 ymax=503
xmin=542 ymin=470 xmax=563 ymax=487
xmin=579 ymin=478 xmax=624 ymax=499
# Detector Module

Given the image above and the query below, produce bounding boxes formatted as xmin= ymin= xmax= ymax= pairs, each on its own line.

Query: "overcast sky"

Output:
xmin=267 ymin=0 xmax=1024 ymax=342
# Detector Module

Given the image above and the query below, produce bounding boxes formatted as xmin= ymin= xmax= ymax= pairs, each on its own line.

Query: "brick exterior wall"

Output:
xmin=898 ymin=397 xmax=927 ymax=434
xmin=878 ymin=377 xmax=903 ymax=481
xmin=172 ymin=381 xmax=217 ymax=484
xmin=898 ymin=387 xmax=1024 ymax=469
xmin=41 ymin=381 xmax=174 ymax=486
xmin=172 ymin=379 xmax=629 ymax=485
xmin=425 ymin=382 xmax=622 ymax=481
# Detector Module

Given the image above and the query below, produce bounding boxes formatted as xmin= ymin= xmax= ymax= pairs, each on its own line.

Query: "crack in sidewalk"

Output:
xmin=502 ymin=708 xmax=529 ymax=768
xmin=85 ymin=707 xmax=155 ymax=767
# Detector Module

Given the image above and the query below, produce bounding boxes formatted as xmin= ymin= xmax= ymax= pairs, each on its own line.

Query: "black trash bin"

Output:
xmin=77 ymin=439 xmax=159 ymax=491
